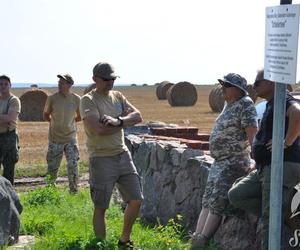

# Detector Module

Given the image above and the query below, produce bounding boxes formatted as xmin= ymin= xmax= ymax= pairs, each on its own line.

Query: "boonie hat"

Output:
xmin=93 ymin=62 xmax=120 ymax=79
xmin=218 ymin=73 xmax=248 ymax=95
xmin=57 ymin=74 xmax=74 ymax=85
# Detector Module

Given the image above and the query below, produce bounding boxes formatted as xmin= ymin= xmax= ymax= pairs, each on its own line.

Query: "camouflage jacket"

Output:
xmin=209 ymin=96 xmax=257 ymax=161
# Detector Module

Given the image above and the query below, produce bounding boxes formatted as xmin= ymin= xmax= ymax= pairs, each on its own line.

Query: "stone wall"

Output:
xmin=127 ymin=135 xmax=209 ymax=228
xmin=126 ymin=135 xmax=258 ymax=249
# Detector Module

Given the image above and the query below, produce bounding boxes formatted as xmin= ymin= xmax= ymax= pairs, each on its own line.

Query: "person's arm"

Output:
xmin=101 ymin=100 xmax=142 ymax=127
xmin=43 ymin=96 xmax=52 ymax=122
xmin=75 ymin=107 xmax=81 ymax=122
xmin=118 ymin=101 xmax=142 ymax=127
xmin=0 ymin=111 xmax=18 ymax=124
xmin=83 ymin=114 xmax=122 ymax=135
xmin=245 ymin=126 xmax=258 ymax=146
xmin=285 ymin=102 xmax=300 ymax=146
xmin=265 ymin=102 xmax=300 ymax=150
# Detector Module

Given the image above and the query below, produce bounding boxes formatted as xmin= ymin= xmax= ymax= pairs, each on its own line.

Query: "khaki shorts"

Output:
xmin=89 ymin=151 xmax=143 ymax=209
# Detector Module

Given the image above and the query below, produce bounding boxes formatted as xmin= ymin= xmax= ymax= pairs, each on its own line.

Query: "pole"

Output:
xmin=268 ymin=2 xmax=292 ymax=249
xmin=268 ymin=83 xmax=286 ymax=250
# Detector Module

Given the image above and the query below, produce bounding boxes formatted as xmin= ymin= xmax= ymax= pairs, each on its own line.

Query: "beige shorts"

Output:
xmin=89 ymin=151 xmax=143 ymax=209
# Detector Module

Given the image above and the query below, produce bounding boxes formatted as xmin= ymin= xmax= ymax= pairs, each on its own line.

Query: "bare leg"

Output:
xmin=93 ymin=207 xmax=106 ymax=239
xmin=201 ymin=212 xmax=222 ymax=239
xmin=194 ymin=207 xmax=209 ymax=234
xmin=120 ymin=200 xmax=142 ymax=242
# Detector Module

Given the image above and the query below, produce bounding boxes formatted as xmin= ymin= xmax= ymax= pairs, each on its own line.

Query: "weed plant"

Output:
xmin=20 ymin=187 xmax=198 ymax=249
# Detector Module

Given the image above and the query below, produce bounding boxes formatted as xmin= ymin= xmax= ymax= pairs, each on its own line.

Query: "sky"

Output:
xmin=1 ymin=0 xmax=300 ymax=86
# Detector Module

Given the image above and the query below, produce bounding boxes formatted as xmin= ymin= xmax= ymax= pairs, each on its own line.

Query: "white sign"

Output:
xmin=264 ymin=4 xmax=300 ymax=84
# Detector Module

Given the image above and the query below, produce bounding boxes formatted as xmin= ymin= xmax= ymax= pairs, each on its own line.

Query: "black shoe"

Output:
xmin=118 ymin=239 xmax=134 ymax=249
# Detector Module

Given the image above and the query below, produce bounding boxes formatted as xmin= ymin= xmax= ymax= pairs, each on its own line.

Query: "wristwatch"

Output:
xmin=117 ymin=116 xmax=124 ymax=127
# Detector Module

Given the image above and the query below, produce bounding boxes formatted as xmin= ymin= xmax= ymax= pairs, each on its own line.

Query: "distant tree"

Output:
xmin=142 ymin=83 xmax=148 ymax=86
xmin=30 ymin=84 xmax=38 ymax=88
xmin=131 ymin=83 xmax=137 ymax=87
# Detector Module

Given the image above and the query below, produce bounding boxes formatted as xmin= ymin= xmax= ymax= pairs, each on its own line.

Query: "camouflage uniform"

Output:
xmin=44 ymin=88 xmax=81 ymax=193
xmin=47 ymin=139 xmax=79 ymax=192
xmin=202 ymin=96 xmax=257 ymax=215
xmin=0 ymin=130 xmax=19 ymax=185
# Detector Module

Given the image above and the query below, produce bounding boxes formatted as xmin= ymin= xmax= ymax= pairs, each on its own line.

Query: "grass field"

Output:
xmin=13 ymin=85 xmax=219 ymax=168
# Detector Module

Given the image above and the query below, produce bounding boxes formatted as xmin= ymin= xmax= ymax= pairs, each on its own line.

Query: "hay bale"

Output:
xmin=83 ymin=83 xmax=96 ymax=94
xmin=166 ymin=81 xmax=198 ymax=106
xmin=131 ymin=83 xmax=137 ymax=87
xmin=142 ymin=83 xmax=148 ymax=87
xmin=208 ymin=85 xmax=225 ymax=113
xmin=156 ymin=81 xmax=174 ymax=100
xmin=19 ymin=89 xmax=48 ymax=121
xmin=208 ymin=85 xmax=258 ymax=113
xmin=287 ymin=84 xmax=293 ymax=92
xmin=293 ymin=86 xmax=300 ymax=92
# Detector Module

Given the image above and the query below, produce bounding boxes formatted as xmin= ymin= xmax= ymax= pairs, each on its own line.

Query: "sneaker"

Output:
xmin=118 ymin=239 xmax=134 ymax=249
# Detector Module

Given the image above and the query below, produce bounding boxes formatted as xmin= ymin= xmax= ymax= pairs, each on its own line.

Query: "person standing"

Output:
xmin=190 ymin=73 xmax=258 ymax=249
xmin=43 ymin=74 xmax=81 ymax=193
xmin=0 ymin=75 xmax=21 ymax=185
xmin=228 ymin=69 xmax=300 ymax=250
xmin=80 ymin=62 xmax=143 ymax=249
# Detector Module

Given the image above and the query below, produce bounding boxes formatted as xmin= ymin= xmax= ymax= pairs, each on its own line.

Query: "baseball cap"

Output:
xmin=57 ymin=74 xmax=74 ymax=85
xmin=218 ymin=73 xmax=248 ymax=95
xmin=93 ymin=62 xmax=119 ymax=79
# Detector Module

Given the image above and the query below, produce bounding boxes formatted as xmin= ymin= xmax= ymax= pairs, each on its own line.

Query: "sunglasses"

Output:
xmin=221 ymin=82 xmax=233 ymax=88
xmin=101 ymin=77 xmax=117 ymax=81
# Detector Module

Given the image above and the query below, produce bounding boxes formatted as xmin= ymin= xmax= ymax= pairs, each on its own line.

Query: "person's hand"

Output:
xmin=100 ymin=114 xmax=120 ymax=127
xmin=266 ymin=139 xmax=272 ymax=151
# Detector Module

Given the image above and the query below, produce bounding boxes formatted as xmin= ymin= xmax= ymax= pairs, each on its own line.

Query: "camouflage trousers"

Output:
xmin=228 ymin=162 xmax=300 ymax=250
xmin=202 ymin=156 xmax=251 ymax=216
xmin=0 ymin=130 xmax=19 ymax=185
xmin=46 ymin=139 xmax=79 ymax=192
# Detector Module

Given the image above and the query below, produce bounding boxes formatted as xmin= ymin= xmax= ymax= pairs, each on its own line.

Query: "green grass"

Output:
xmin=12 ymin=161 xmax=89 ymax=179
xmin=19 ymin=186 xmax=195 ymax=250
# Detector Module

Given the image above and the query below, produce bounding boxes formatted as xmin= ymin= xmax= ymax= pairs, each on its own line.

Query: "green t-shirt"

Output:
xmin=44 ymin=92 xmax=80 ymax=143
xmin=0 ymin=95 xmax=21 ymax=133
xmin=80 ymin=90 xmax=129 ymax=157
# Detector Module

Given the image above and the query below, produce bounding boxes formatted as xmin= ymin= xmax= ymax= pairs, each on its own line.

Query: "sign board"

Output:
xmin=264 ymin=4 xmax=300 ymax=84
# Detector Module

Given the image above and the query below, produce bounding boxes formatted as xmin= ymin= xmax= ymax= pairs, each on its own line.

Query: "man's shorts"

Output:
xmin=89 ymin=150 xmax=143 ymax=209
xmin=202 ymin=156 xmax=251 ymax=215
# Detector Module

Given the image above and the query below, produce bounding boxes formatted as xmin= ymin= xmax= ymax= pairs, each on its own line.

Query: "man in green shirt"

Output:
xmin=0 ymin=75 xmax=21 ymax=185
xmin=43 ymin=74 xmax=81 ymax=193
xmin=80 ymin=62 xmax=143 ymax=249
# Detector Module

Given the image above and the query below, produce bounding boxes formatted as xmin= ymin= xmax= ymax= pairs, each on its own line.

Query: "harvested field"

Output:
xmin=12 ymin=85 xmax=221 ymax=165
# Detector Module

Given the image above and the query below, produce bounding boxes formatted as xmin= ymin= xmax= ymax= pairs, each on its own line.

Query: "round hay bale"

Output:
xmin=131 ymin=83 xmax=137 ymax=87
xmin=293 ymin=86 xmax=300 ymax=92
xmin=208 ymin=85 xmax=258 ymax=113
xmin=83 ymin=83 xmax=96 ymax=94
xmin=19 ymin=89 xmax=48 ymax=121
xmin=287 ymin=84 xmax=293 ymax=92
xmin=208 ymin=85 xmax=225 ymax=113
xmin=156 ymin=81 xmax=174 ymax=100
xmin=166 ymin=81 xmax=198 ymax=106
xmin=142 ymin=83 xmax=148 ymax=87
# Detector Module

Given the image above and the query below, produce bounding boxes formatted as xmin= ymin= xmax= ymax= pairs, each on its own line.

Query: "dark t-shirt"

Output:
xmin=252 ymin=93 xmax=300 ymax=166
